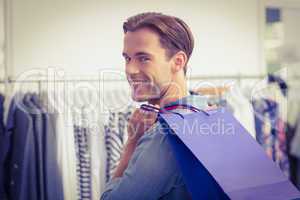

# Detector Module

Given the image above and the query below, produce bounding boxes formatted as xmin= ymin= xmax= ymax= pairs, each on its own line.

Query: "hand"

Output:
xmin=127 ymin=106 xmax=159 ymax=144
xmin=206 ymin=104 xmax=218 ymax=110
xmin=113 ymin=106 xmax=158 ymax=178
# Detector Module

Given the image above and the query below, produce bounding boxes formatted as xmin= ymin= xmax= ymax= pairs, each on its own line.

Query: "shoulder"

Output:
xmin=137 ymin=122 xmax=171 ymax=151
xmin=130 ymin=121 xmax=177 ymax=169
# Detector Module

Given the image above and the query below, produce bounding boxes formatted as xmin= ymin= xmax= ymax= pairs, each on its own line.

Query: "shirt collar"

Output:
xmin=164 ymin=95 xmax=208 ymax=110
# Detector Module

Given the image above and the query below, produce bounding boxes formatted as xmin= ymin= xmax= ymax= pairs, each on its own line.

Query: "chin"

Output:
xmin=132 ymin=93 xmax=160 ymax=103
xmin=131 ymin=94 xmax=148 ymax=102
xmin=131 ymin=91 xmax=154 ymax=102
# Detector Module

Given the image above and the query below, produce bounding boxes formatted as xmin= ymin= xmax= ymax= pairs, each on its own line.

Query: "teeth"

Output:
xmin=132 ymin=81 xmax=148 ymax=83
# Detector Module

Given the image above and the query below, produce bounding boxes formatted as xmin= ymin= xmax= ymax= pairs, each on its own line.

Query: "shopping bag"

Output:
xmin=156 ymin=106 xmax=300 ymax=200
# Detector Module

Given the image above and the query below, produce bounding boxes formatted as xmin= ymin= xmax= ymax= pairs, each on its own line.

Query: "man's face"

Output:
xmin=123 ymin=27 xmax=174 ymax=102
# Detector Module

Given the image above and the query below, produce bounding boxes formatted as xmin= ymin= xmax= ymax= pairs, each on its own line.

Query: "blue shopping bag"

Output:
xmin=142 ymin=104 xmax=300 ymax=200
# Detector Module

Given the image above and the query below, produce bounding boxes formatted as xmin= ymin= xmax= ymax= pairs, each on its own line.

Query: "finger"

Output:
xmin=131 ymin=108 xmax=157 ymax=124
xmin=205 ymin=105 xmax=218 ymax=111
xmin=131 ymin=108 xmax=143 ymax=119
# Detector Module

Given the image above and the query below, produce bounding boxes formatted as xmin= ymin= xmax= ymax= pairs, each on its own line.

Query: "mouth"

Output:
xmin=129 ymin=79 xmax=151 ymax=86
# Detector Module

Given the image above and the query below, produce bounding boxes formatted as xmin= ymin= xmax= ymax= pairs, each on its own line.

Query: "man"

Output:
xmin=101 ymin=12 xmax=209 ymax=200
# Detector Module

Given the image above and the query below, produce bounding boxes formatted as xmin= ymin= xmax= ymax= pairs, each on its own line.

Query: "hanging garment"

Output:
xmin=289 ymin=114 xmax=300 ymax=189
xmin=276 ymin=118 xmax=291 ymax=177
xmin=0 ymin=94 xmax=4 ymax=137
xmin=81 ymin=107 xmax=106 ymax=200
xmin=31 ymin=93 xmax=64 ymax=200
xmin=268 ymin=74 xmax=288 ymax=97
xmin=1 ymin=93 xmax=38 ymax=200
xmin=104 ymin=106 xmax=134 ymax=182
xmin=252 ymin=98 xmax=290 ymax=177
xmin=286 ymin=124 xmax=300 ymax=189
xmin=225 ymin=86 xmax=256 ymax=138
xmin=25 ymin=93 xmax=46 ymax=199
xmin=1 ymin=92 xmax=64 ymax=200
xmin=0 ymin=93 xmax=6 ymax=199
xmin=55 ymin=102 xmax=78 ymax=200
xmin=291 ymin=115 xmax=300 ymax=159
xmin=72 ymin=87 xmax=107 ymax=199
xmin=73 ymin=108 xmax=92 ymax=200
xmin=287 ymin=84 xmax=300 ymax=128
xmin=46 ymin=88 xmax=79 ymax=200
xmin=63 ymin=87 xmax=107 ymax=200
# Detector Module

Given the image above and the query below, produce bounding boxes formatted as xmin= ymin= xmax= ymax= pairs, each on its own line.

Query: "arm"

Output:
xmin=100 ymin=123 xmax=178 ymax=200
xmin=112 ymin=140 xmax=137 ymax=178
xmin=112 ymin=107 xmax=158 ymax=179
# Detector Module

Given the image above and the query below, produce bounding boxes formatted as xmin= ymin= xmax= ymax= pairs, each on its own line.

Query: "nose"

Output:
xmin=125 ymin=62 xmax=140 ymax=75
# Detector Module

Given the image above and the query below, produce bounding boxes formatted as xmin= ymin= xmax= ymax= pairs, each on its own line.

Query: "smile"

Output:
xmin=130 ymin=80 xmax=150 ymax=85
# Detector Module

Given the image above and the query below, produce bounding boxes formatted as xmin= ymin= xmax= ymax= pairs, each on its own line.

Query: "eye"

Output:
xmin=138 ymin=57 xmax=149 ymax=63
xmin=124 ymin=56 xmax=131 ymax=63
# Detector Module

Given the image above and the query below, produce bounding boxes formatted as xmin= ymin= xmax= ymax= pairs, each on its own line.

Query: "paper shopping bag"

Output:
xmin=158 ymin=107 xmax=300 ymax=200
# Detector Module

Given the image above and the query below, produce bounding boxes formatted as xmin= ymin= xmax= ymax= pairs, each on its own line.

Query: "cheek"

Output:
xmin=157 ymin=63 xmax=172 ymax=80
xmin=141 ymin=61 xmax=172 ymax=83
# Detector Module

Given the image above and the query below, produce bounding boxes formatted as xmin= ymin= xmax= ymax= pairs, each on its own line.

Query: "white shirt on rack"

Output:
xmin=225 ymin=85 xmax=256 ymax=139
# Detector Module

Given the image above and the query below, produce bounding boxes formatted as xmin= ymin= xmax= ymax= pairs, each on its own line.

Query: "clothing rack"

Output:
xmin=1 ymin=74 xmax=299 ymax=96
xmin=0 ymin=74 xmax=268 ymax=84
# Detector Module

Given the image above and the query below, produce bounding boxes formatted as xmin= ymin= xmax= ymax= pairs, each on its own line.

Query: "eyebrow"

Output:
xmin=122 ymin=52 xmax=152 ymax=58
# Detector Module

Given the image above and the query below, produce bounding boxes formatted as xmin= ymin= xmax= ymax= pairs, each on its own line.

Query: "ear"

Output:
xmin=171 ymin=51 xmax=187 ymax=73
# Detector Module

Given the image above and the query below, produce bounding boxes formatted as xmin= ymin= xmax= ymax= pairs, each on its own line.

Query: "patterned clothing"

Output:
xmin=104 ymin=106 xmax=134 ymax=182
xmin=74 ymin=124 xmax=91 ymax=200
xmin=252 ymin=98 xmax=290 ymax=176
xmin=73 ymin=107 xmax=92 ymax=200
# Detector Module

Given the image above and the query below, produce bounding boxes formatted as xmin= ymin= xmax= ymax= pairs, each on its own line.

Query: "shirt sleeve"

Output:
xmin=100 ymin=124 xmax=179 ymax=200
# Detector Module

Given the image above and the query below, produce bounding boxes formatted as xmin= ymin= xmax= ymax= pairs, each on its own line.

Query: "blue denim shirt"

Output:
xmin=101 ymin=95 xmax=208 ymax=200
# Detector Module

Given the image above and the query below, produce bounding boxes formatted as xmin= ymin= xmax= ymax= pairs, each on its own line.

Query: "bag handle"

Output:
xmin=140 ymin=103 xmax=210 ymax=119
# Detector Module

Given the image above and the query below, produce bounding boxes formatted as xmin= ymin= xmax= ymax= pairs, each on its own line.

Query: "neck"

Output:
xmin=148 ymin=74 xmax=188 ymax=107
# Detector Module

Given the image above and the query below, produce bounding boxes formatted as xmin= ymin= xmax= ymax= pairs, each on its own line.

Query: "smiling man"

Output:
xmin=101 ymin=12 xmax=207 ymax=200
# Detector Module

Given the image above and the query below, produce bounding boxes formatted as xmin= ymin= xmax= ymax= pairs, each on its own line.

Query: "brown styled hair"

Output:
xmin=123 ymin=12 xmax=194 ymax=75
